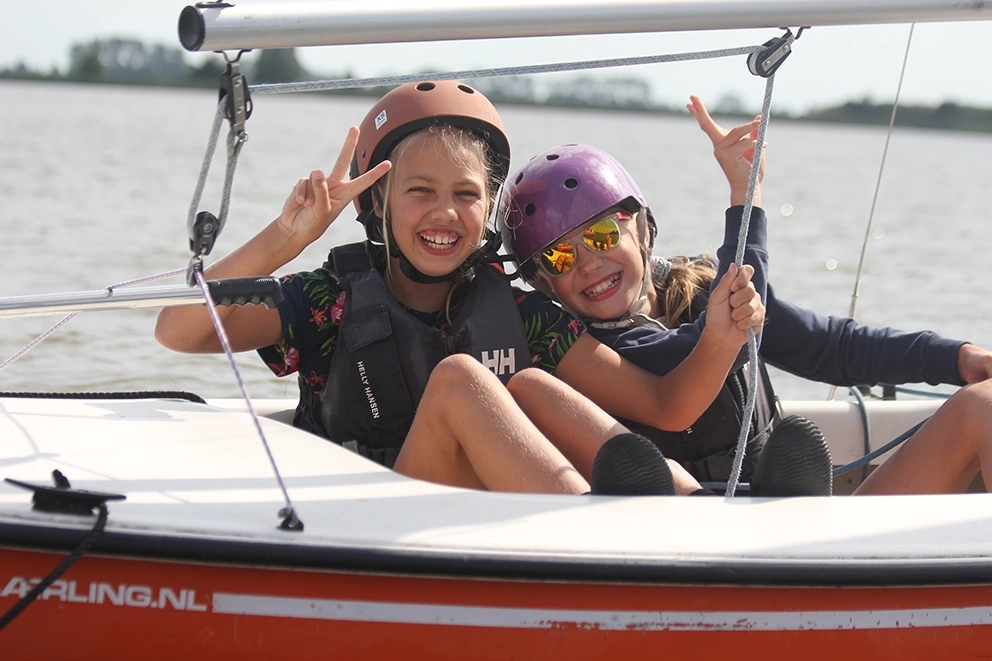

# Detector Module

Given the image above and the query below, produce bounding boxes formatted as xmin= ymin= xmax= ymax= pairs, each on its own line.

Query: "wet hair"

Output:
xmin=657 ymin=255 xmax=717 ymax=327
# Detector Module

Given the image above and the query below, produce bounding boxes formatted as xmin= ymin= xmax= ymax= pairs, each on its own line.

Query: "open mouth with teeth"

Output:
xmin=418 ymin=231 xmax=460 ymax=253
xmin=583 ymin=272 xmax=622 ymax=298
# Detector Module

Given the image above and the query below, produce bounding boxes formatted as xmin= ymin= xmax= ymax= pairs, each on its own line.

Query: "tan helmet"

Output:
xmin=350 ymin=81 xmax=511 ymax=231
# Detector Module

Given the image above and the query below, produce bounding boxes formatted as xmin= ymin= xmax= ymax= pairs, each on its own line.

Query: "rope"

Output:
xmin=827 ymin=24 xmax=915 ymax=401
xmin=247 ymin=46 xmax=761 ymax=96
xmin=193 ymin=270 xmax=301 ymax=530
xmin=0 ymin=391 xmax=206 ymax=402
xmin=0 ymin=504 xmax=108 ymax=632
xmin=894 ymin=385 xmax=952 ymax=399
xmin=217 ymin=129 xmax=246 ymax=239
xmin=0 ymin=314 xmax=77 ymax=374
xmin=186 ymin=102 xmax=245 ymax=248
xmin=0 ymin=269 xmax=185 ymax=374
xmin=724 ymin=74 xmax=776 ymax=497
xmin=847 ymin=385 xmax=873 ymax=482
xmin=187 ymin=101 xmax=225 ymax=236
xmin=833 ymin=418 xmax=927 ymax=477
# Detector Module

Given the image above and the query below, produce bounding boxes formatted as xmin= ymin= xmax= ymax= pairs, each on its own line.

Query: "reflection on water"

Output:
xmin=1 ymin=80 xmax=990 ymax=401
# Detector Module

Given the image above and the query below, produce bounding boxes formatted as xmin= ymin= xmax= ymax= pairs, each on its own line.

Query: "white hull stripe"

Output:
xmin=213 ymin=594 xmax=992 ymax=631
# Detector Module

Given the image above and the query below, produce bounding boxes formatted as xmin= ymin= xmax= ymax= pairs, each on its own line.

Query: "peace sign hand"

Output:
xmin=687 ymin=95 xmax=766 ymax=206
xmin=278 ymin=126 xmax=392 ymax=248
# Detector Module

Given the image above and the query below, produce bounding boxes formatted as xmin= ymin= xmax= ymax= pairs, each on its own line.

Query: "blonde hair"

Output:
xmin=657 ymin=255 xmax=717 ymax=326
xmin=376 ymin=124 xmax=500 ymax=316
xmin=377 ymin=124 xmax=499 ymax=254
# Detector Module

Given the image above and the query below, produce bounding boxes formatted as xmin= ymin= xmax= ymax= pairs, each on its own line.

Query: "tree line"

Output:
xmin=3 ymin=38 xmax=989 ymax=133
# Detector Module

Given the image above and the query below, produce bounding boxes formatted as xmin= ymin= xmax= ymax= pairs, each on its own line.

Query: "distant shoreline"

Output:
xmin=6 ymin=38 xmax=992 ymax=138
xmin=4 ymin=73 xmax=989 ymax=134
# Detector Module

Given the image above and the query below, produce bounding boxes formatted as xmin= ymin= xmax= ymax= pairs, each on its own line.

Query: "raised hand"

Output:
xmin=277 ymin=126 xmax=392 ymax=247
xmin=687 ymin=95 xmax=766 ymax=206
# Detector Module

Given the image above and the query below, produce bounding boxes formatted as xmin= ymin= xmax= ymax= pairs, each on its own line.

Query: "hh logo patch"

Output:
xmin=374 ymin=109 xmax=387 ymax=130
xmin=480 ymin=348 xmax=516 ymax=377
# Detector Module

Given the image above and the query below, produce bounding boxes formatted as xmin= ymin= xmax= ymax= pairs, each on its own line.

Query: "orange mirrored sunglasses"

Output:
xmin=537 ymin=211 xmax=630 ymax=277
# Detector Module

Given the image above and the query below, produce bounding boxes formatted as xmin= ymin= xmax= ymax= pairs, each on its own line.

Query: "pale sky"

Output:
xmin=2 ymin=0 xmax=991 ymax=113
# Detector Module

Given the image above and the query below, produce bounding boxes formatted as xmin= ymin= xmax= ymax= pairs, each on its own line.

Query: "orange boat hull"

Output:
xmin=3 ymin=547 xmax=992 ymax=660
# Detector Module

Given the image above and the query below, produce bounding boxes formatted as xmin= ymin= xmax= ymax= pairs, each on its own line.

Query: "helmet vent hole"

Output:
xmin=514 ymin=172 xmax=523 ymax=184
xmin=546 ymin=154 xmax=559 ymax=161
xmin=525 ymin=203 xmax=536 ymax=216
xmin=457 ymin=84 xmax=475 ymax=94
xmin=416 ymin=82 xmax=436 ymax=91
xmin=564 ymin=178 xmax=578 ymax=189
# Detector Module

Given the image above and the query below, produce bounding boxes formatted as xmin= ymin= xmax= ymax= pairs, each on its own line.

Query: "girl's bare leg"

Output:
xmin=393 ymin=355 xmax=589 ymax=494
xmin=508 ymin=368 xmax=703 ymax=495
xmin=855 ymin=380 xmax=992 ymax=495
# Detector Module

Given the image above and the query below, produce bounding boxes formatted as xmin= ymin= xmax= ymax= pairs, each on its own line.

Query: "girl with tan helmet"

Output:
xmin=155 ymin=82 xmax=765 ymax=495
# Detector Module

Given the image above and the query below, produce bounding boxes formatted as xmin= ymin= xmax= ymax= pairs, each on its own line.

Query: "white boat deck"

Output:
xmin=1 ymin=395 xmax=989 ymax=572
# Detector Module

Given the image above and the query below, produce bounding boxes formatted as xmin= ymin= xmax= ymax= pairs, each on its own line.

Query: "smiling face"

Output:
xmin=380 ymin=128 xmax=490 ymax=278
xmin=540 ymin=209 xmax=650 ymax=321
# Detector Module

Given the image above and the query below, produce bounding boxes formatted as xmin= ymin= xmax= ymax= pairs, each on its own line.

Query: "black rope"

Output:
xmin=0 ymin=504 xmax=109 ymax=632
xmin=0 ymin=391 xmax=206 ymax=403
xmin=832 ymin=419 xmax=928 ymax=477
xmin=847 ymin=386 xmax=873 ymax=482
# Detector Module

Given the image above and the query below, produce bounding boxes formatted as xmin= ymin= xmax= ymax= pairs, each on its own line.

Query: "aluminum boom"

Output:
xmin=179 ymin=0 xmax=992 ymax=52
xmin=0 ymin=285 xmax=210 ymax=319
xmin=0 ymin=278 xmax=282 ymax=319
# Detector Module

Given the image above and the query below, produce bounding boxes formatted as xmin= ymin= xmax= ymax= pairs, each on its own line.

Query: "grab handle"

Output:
xmin=206 ymin=276 xmax=283 ymax=308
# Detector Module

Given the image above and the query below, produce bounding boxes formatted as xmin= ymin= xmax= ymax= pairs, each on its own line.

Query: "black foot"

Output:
xmin=590 ymin=433 xmax=676 ymax=496
xmin=751 ymin=415 xmax=833 ymax=497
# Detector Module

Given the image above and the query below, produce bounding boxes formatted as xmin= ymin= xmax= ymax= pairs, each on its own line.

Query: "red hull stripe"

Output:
xmin=213 ymin=593 xmax=992 ymax=631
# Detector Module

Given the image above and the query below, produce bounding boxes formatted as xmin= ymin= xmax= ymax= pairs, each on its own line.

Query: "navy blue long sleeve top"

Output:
xmin=590 ymin=206 xmax=966 ymax=388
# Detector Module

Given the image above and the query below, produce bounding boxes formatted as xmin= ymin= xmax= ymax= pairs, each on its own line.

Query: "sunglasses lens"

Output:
xmin=582 ymin=218 xmax=621 ymax=252
xmin=539 ymin=243 xmax=577 ymax=276
xmin=536 ymin=215 xmax=626 ymax=277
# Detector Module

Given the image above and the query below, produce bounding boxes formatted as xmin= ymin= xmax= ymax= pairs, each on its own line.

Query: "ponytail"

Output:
xmin=656 ymin=255 xmax=716 ymax=327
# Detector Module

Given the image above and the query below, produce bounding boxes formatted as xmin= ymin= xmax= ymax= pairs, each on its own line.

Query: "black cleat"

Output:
xmin=590 ymin=433 xmax=676 ymax=496
xmin=751 ymin=415 xmax=833 ymax=497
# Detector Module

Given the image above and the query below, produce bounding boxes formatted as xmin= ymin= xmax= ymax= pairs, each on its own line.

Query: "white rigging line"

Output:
xmin=827 ymin=23 xmax=915 ymax=402
xmin=724 ymin=74 xmax=776 ymax=497
xmin=0 ymin=270 xmax=185 ymax=374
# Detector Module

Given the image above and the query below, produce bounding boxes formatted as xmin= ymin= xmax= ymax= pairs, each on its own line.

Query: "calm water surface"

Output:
xmin=1 ymin=80 xmax=990 ymax=401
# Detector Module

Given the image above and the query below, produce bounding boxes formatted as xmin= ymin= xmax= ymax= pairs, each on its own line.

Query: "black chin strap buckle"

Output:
xmin=747 ymin=27 xmax=806 ymax=78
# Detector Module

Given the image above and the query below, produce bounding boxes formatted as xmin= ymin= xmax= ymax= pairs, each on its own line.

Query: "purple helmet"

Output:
xmin=504 ymin=144 xmax=650 ymax=267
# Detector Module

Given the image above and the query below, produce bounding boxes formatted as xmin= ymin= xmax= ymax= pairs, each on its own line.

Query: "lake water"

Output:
xmin=1 ymin=80 xmax=990 ymax=401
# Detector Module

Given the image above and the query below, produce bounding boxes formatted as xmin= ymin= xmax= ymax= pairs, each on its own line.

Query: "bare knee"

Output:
xmin=506 ymin=367 xmax=556 ymax=398
xmin=429 ymin=354 xmax=493 ymax=391
xmin=941 ymin=380 xmax=992 ymax=434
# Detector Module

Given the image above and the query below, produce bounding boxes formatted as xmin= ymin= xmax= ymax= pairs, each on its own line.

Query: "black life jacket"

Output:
xmin=620 ymin=276 xmax=781 ymax=485
xmin=628 ymin=359 xmax=780 ymax=484
xmin=317 ymin=242 xmax=530 ymax=465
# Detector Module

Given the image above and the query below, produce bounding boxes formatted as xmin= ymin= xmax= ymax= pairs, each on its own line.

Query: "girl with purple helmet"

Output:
xmin=155 ymin=83 xmax=767 ymax=496
xmin=505 ymin=96 xmax=992 ymax=496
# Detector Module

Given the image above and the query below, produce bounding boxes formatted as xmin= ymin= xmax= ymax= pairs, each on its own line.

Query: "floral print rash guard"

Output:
xmin=257 ymin=266 xmax=585 ymax=401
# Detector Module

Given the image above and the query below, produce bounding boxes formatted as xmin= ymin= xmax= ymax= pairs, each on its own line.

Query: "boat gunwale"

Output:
xmin=4 ymin=520 xmax=992 ymax=588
